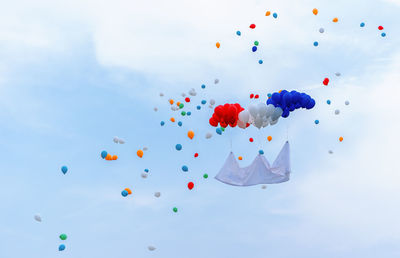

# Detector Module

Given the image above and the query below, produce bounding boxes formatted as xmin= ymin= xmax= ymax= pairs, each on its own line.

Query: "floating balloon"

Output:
xmin=187 ymin=112 xmax=191 ymax=116
xmin=209 ymin=103 xmax=244 ymax=128
xmin=118 ymin=138 xmax=125 ymax=144
xmin=312 ymin=8 xmax=318 ymax=15
xmin=259 ymin=150 xmax=264 ymax=155
xmin=240 ymin=103 xmax=282 ymax=129
xmin=360 ymin=22 xmax=365 ymax=27
xmin=315 ymin=119 xmax=319 ymax=124
xmin=378 ymin=26 xmax=384 ymax=30
xmin=323 ymin=78 xmax=329 ymax=86
xmin=201 ymin=100 xmax=207 ymax=105
xmin=201 ymin=84 xmax=206 ymax=89
xmin=210 ymin=99 xmax=216 ymax=105
xmin=250 ymin=94 xmax=254 ymax=99
xmin=143 ymin=146 xmax=148 ymax=151
xmin=313 ymin=41 xmax=319 ymax=47
xmin=59 ymin=244 xmax=65 ymax=251
xmin=34 ymin=214 xmax=42 ymax=222
xmin=154 ymin=192 xmax=161 ymax=198
xmin=160 ymin=121 xmax=165 ymax=126
xmin=249 ymin=138 xmax=254 ymax=142
xmin=113 ymin=137 xmax=119 ymax=143
xmin=148 ymin=246 xmax=156 ymax=251
xmin=112 ymin=155 xmax=118 ymax=160
xmin=173 ymin=207 xmax=178 ymax=213
xmin=381 ymin=32 xmax=386 ymax=37
xmin=194 ymin=153 xmax=199 ymax=158
xmin=179 ymin=103 xmax=184 ymax=109
xmin=329 ymin=150 xmax=333 ymax=154
xmin=214 ymin=79 xmax=219 ymax=84
xmin=339 ymin=136 xmax=343 ymax=142
xmin=254 ymin=41 xmax=259 ymax=46
xmin=124 ymin=188 xmax=132 ymax=195
xmin=185 ymin=97 xmax=190 ymax=102
xmin=216 ymin=42 xmax=220 ymax=48
xmin=187 ymin=182 xmax=194 ymax=190
xmin=258 ymin=60 xmax=263 ymax=64
xmin=267 ymin=90 xmax=316 ymax=118
xmin=345 ymin=100 xmax=350 ymax=105
xmin=261 ymin=185 xmax=267 ymax=189
xmin=169 ymin=99 xmax=174 ymax=105
xmin=159 ymin=93 xmax=164 ymax=97
xmin=319 ymin=28 xmax=325 ymax=33
xmin=273 ymin=13 xmax=277 ymax=18
xmin=137 ymin=150 xmax=144 ymax=158
xmin=141 ymin=172 xmax=148 ymax=178
xmin=216 ymin=128 xmax=222 ymax=135
xmin=254 ymin=94 xmax=259 ymax=99
xmin=182 ymin=165 xmax=188 ymax=172
xmin=252 ymin=46 xmax=257 ymax=52
xmin=178 ymin=121 xmax=183 ymax=126
xmin=267 ymin=136 xmax=272 ymax=142
xmin=181 ymin=111 xmax=186 ymax=116
xmin=101 ymin=151 xmax=108 ymax=159
xmin=175 ymin=144 xmax=182 ymax=151
xmin=236 ymin=31 xmax=241 ymax=36
xmin=333 ymin=17 xmax=338 ymax=22
xmin=154 ymin=107 xmax=158 ymax=112
xmin=203 ymin=173 xmax=208 ymax=179
xmin=105 ymin=154 xmax=112 ymax=160
xmin=144 ymin=169 xmax=149 ymax=173
xmin=238 ymin=156 xmax=243 ymax=160
xmin=327 ymin=100 xmax=331 ymax=105
xmin=61 ymin=166 xmax=68 ymax=175
xmin=205 ymin=132 xmax=212 ymax=139
xmin=189 ymin=88 xmax=197 ymax=96
xmin=249 ymin=24 xmax=256 ymax=29
xmin=60 ymin=234 xmax=67 ymax=240
xmin=170 ymin=117 xmax=175 ymax=122
xmin=335 ymin=109 xmax=340 ymax=115
xmin=265 ymin=11 xmax=271 ymax=16
xmin=335 ymin=72 xmax=341 ymax=76
xmin=187 ymin=130 xmax=194 ymax=139
xmin=121 ymin=190 xmax=128 ymax=197
xmin=196 ymin=106 xmax=201 ymax=110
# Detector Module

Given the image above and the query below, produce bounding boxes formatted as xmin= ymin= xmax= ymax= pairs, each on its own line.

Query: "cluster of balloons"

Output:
xmin=58 ymin=234 xmax=67 ymax=251
xmin=267 ymin=90 xmax=315 ymax=118
xmin=121 ymin=188 xmax=132 ymax=197
xmin=209 ymin=103 xmax=244 ymax=128
xmin=238 ymin=103 xmax=283 ymax=129
xmin=101 ymin=150 xmax=118 ymax=161
xmin=113 ymin=137 xmax=125 ymax=144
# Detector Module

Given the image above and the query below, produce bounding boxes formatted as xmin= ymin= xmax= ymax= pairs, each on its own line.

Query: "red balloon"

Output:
xmin=250 ymin=24 xmax=256 ymax=29
xmin=378 ymin=26 xmax=384 ymax=30
xmin=254 ymin=94 xmax=259 ymax=99
xmin=250 ymin=94 xmax=254 ymax=99
xmin=185 ymin=97 xmax=190 ymax=102
xmin=249 ymin=137 xmax=254 ymax=142
xmin=209 ymin=103 xmax=244 ymax=128
xmin=188 ymin=182 xmax=194 ymax=190
xmin=323 ymin=78 xmax=329 ymax=86
xmin=194 ymin=153 xmax=199 ymax=158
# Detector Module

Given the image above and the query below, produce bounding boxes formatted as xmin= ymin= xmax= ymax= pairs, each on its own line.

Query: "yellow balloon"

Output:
xmin=187 ymin=130 xmax=194 ymax=140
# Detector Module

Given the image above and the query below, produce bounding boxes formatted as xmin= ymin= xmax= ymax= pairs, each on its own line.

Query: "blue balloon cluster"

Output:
xmin=267 ymin=90 xmax=316 ymax=118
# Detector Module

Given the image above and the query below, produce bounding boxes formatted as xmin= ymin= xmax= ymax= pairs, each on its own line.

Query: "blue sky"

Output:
xmin=1 ymin=0 xmax=400 ymax=257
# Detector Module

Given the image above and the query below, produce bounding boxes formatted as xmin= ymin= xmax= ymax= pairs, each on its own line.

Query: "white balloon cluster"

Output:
xmin=113 ymin=137 xmax=125 ymax=144
xmin=238 ymin=103 xmax=283 ymax=129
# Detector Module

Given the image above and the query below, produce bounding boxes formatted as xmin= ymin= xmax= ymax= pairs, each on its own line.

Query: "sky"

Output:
xmin=1 ymin=0 xmax=400 ymax=257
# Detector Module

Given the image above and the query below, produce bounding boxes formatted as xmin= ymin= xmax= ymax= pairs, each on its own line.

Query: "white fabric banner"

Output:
xmin=215 ymin=141 xmax=291 ymax=186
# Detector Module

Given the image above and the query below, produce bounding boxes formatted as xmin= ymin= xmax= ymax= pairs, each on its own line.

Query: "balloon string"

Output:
xmin=286 ymin=125 xmax=289 ymax=141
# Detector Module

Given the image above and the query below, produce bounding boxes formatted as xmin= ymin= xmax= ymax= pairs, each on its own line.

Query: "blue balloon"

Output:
xmin=282 ymin=109 xmax=290 ymax=118
xmin=59 ymin=244 xmax=66 ymax=251
xmin=315 ymin=119 xmax=319 ymax=124
xmin=182 ymin=165 xmax=188 ymax=172
xmin=201 ymin=84 xmax=206 ymax=89
xmin=196 ymin=105 xmax=201 ymax=110
xmin=252 ymin=46 xmax=257 ymax=52
xmin=271 ymin=92 xmax=281 ymax=103
xmin=259 ymin=150 xmax=264 ymax=155
xmin=160 ymin=121 xmax=165 ymax=126
xmin=144 ymin=169 xmax=149 ymax=173
xmin=187 ymin=111 xmax=191 ymax=116
xmin=175 ymin=144 xmax=182 ymax=151
xmin=360 ymin=22 xmax=365 ymax=27
xmin=201 ymin=100 xmax=206 ymax=105
xmin=236 ymin=30 xmax=241 ymax=36
xmin=283 ymin=92 xmax=293 ymax=106
xmin=216 ymin=128 xmax=222 ymax=135
xmin=306 ymin=99 xmax=316 ymax=109
xmin=258 ymin=60 xmax=263 ymax=64
xmin=61 ymin=166 xmax=68 ymax=174
xmin=101 ymin=151 xmax=107 ymax=159
xmin=327 ymin=100 xmax=331 ymax=105
xmin=381 ymin=32 xmax=386 ymax=37
xmin=273 ymin=13 xmax=278 ymax=18
xmin=313 ymin=41 xmax=319 ymax=47
xmin=178 ymin=121 xmax=182 ymax=126
xmin=267 ymin=93 xmax=272 ymax=98
xmin=121 ymin=190 xmax=128 ymax=197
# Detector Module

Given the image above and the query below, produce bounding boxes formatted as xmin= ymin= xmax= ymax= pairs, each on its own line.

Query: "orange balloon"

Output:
xmin=312 ymin=8 xmax=318 ymax=15
xmin=238 ymin=156 xmax=243 ymax=161
xmin=267 ymin=136 xmax=272 ymax=142
xmin=176 ymin=101 xmax=181 ymax=106
xmin=278 ymin=90 xmax=282 ymax=93
xmin=124 ymin=188 xmax=132 ymax=195
xmin=339 ymin=136 xmax=343 ymax=142
xmin=137 ymin=149 xmax=143 ymax=158
xmin=187 ymin=130 xmax=194 ymax=140
xmin=170 ymin=117 xmax=175 ymax=122
xmin=216 ymin=42 xmax=220 ymax=48
xmin=333 ymin=17 xmax=338 ymax=23
xmin=105 ymin=153 xmax=112 ymax=160
xmin=265 ymin=11 xmax=271 ymax=16
xmin=169 ymin=99 xmax=174 ymax=105
xmin=112 ymin=155 xmax=118 ymax=160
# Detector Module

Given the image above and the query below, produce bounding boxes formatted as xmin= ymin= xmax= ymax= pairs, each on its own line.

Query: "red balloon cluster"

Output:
xmin=188 ymin=182 xmax=194 ymax=190
xmin=323 ymin=78 xmax=330 ymax=86
xmin=209 ymin=103 xmax=244 ymax=128
xmin=250 ymin=94 xmax=259 ymax=99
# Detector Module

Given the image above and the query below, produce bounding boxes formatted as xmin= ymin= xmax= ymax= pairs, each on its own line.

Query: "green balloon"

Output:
xmin=254 ymin=41 xmax=259 ymax=46
xmin=181 ymin=111 xmax=186 ymax=116
xmin=179 ymin=103 xmax=184 ymax=109
xmin=173 ymin=207 xmax=178 ymax=213
xmin=59 ymin=234 xmax=67 ymax=240
xmin=221 ymin=127 xmax=225 ymax=131
xmin=203 ymin=173 xmax=208 ymax=179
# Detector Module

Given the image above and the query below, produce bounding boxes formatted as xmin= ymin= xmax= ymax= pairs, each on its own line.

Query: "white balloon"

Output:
xmin=238 ymin=110 xmax=250 ymax=123
xmin=159 ymin=93 xmax=164 ymax=97
xmin=189 ymin=88 xmax=197 ymax=96
xmin=210 ymin=99 xmax=216 ymax=105
xmin=34 ymin=214 xmax=42 ymax=222
xmin=214 ymin=78 xmax=219 ymax=84
xmin=335 ymin=72 xmax=341 ymax=76
xmin=154 ymin=107 xmax=158 ymax=112
xmin=141 ymin=172 xmax=148 ymax=179
xmin=148 ymin=246 xmax=156 ymax=251
xmin=265 ymin=104 xmax=275 ymax=116
xmin=248 ymin=104 xmax=258 ymax=117
xmin=181 ymin=93 xmax=186 ymax=97
xmin=154 ymin=192 xmax=161 ymax=198
xmin=328 ymin=150 xmax=333 ymax=154
xmin=143 ymin=146 xmax=148 ymax=151
xmin=237 ymin=121 xmax=247 ymax=129
xmin=319 ymin=28 xmax=325 ymax=33
xmin=270 ymin=119 xmax=278 ymax=125
xmin=345 ymin=100 xmax=350 ymax=105
xmin=205 ymin=132 xmax=212 ymax=139
xmin=335 ymin=109 xmax=340 ymax=115
xmin=113 ymin=137 xmax=119 ymax=143
xmin=118 ymin=138 xmax=125 ymax=144
xmin=261 ymin=185 xmax=267 ymax=189
xmin=171 ymin=106 xmax=179 ymax=111
xmin=271 ymin=107 xmax=283 ymax=121
xmin=257 ymin=103 xmax=267 ymax=117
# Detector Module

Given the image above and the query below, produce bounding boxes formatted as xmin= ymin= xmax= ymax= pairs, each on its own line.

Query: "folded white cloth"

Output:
xmin=215 ymin=141 xmax=291 ymax=186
